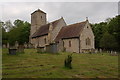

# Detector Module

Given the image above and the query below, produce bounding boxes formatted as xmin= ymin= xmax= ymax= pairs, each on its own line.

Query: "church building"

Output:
xmin=30 ymin=9 xmax=95 ymax=53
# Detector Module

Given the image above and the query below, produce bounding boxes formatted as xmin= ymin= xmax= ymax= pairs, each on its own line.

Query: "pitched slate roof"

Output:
xmin=31 ymin=18 xmax=61 ymax=38
xmin=55 ymin=21 xmax=87 ymax=42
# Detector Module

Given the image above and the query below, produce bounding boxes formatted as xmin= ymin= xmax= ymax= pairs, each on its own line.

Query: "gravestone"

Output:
xmin=24 ymin=42 xmax=28 ymax=48
xmin=95 ymin=49 xmax=98 ymax=53
xmin=7 ymin=43 xmax=9 ymax=48
xmin=46 ymin=43 xmax=58 ymax=53
xmin=15 ymin=41 xmax=19 ymax=49
xmin=9 ymin=48 xmax=17 ymax=55
xmin=9 ymin=46 xmax=17 ymax=55
xmin=17 ymin=45 xmax=24 ymax=53
xmin=3 ymin=44 xmax=6 ymax=48
xmin=99 ymin=48 xmax=102 ymax=53
xmin=37 ymin=47 xmax=45 ymax=53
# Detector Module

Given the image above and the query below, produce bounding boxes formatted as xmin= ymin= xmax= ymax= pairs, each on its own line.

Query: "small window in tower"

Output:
xmin=87 ymin=26 xmax=89 ymax=28
xmin=41 ymin=16 xmax=42 ymax=19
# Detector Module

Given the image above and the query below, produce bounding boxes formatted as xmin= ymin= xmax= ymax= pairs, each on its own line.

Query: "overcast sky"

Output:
xmin=0 ymin=2 xmax=118 ymax=25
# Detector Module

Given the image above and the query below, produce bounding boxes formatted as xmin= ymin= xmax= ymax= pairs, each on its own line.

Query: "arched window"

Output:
xmin=69 ymin=41 xmax=71 ymax=47
xmin=86 ymin=37 xmax=91 ymax=45
xmin=44 ymin=38 xmax=46 ymax=44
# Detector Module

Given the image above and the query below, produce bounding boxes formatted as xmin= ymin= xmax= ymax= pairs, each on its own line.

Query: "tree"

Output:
xmin=91 ymin=15 xmax=120 ymax=51
xmin=0 ymin=21 xmax=4 ymax=46
xmin=107 ymin=15 xmax=120 ymax=50
xmin=16 ymin=21 xmax=30 ymax=44
xmin=0 ymin=21 xmax=8 ymax=45
xmin=91 ymin=22 xmax=107 ymax=48
xmin=8 ymin=19 xmax=30 ymax=45
xmin=100 ymin=32 xmax=118 ymax=50
xmin=2 ymin=27 xmax=8 ymax=45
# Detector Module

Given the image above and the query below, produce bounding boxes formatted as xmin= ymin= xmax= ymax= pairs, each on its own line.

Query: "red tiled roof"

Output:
xmin=31 ymin=24 xmax=50 ymax=38
xmin=31 ymin=18 xmax=61 ymax=38
xmin=55 ymin=21 xmax=87 ymax=42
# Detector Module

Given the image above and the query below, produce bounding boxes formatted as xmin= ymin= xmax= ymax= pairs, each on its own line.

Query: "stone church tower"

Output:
xmin=30 ymin=9 xmax=47 ymax=36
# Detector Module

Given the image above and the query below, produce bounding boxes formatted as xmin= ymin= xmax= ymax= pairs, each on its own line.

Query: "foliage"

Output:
xmin=107 ymin=15 xmax=120 ymax=49
xmin=91 ymin=15 xmax=120 ymax=51
xmin=2 ymin=27 xmax=8 ymax=45
xmin=91 ymin=22 xmax=107 ymax=48
xmin=7 ymin=19 xmax=30 ymax=45
xmin=100 ymin=32 xmax=118 ymax=50
xmin=0 ymin=21 xmax=8 ymax=45
xmin=1 ymin=19 xmax=30 ymax=46
xmin=64 ymin=54 xmax=72 ymax=69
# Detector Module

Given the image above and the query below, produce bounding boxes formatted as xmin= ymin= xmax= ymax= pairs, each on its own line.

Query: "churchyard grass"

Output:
xmin=2 ymin=48 xmax=118 ymax=78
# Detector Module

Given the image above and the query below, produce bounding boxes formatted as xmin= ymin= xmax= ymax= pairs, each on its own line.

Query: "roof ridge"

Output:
xmin=66 ymin=20 xmax=87 ymax=27
xmin=31 ymin=9 xmax=46 ymax=15
xmin=51 ymin=17 xmax=63 ymax=23
xmin=55 ymin=20 xmax=87 ymax=41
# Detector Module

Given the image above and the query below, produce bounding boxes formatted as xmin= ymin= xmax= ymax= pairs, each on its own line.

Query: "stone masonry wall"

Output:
xmin=80 ymin=21 xmax=95 ymax=52
xmin=63 ymin=38 xmax=79 ymax=53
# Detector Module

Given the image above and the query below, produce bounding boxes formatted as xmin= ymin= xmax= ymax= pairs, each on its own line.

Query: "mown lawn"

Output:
xmin=2 ymin=48 xmax=118 ymax=78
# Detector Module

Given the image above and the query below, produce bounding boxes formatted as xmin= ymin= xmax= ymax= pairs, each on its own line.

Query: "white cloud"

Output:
xmin=0 ymin=2 xmax=118 ymax=25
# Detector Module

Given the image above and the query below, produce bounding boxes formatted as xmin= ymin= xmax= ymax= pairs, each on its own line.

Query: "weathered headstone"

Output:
xmin=24 ymin=42 xmax=28 ymax=48
xmin=15 ymin=41 xmax=19 ymax=49
xmin=9 ymin=48 xmax=17 ymax=55
xmin=3 ymin=44 xmax=6 ymax=48
xmin=95 ymin=49 xmax=98 ymax=53
xmin=17 ymin=45 xmax=24 ymax=53
xmin=7 ymin=43 xmax=9 ymax=48
xmin=99 ymin=48 xmax=102 ymax=53
xmin=9 ymin=45 xmax=17 ymax=55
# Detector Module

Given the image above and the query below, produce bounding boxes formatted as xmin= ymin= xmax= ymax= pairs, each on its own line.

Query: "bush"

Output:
xmin=64 ymin=54 xmax=72 ymax=69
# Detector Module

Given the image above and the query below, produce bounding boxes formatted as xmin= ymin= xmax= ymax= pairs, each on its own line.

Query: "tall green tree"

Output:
xmin=91 ymin=15 xmax=120 ymax=51
xmin=8 ymin=19 xmax=30 ymax=45
xmin=0 ymin=21 xmax=8 ymax=45
xmin=107 ymin=15 xmax=120 ymax=49
xmin=91 ymin=22 xmax=107 ymax=48
xmin=100 ymin=32 xmax=118 ymax=50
